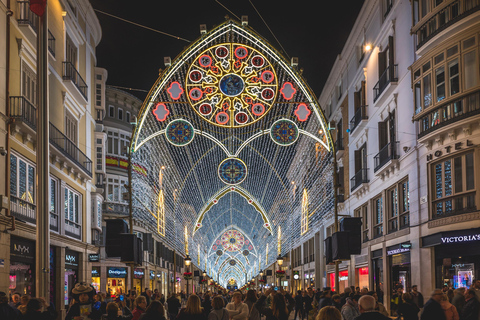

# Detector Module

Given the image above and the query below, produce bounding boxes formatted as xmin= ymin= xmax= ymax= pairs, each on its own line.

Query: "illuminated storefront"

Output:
xmin=422 ymin=228 xmax=480 ymax=289
xmin=328 ymin=270 xmax=348 ymax=292
xmin=356 ymin=267 xmax=369 ymax=289
xmin=91 ymin=267 xmax=101 ymax=293
xmin=133 ymin=268 xmax=144 ymax=294
xmin=387 ymin=243 xmax=411 ymax=290
xmin=9 ymin=236 xmax=35 ymax=296
xmin=150 ymin=271 xmax=155 ymax=291
xmin=64 ymin=250 xmax=79 ymax=307
xmin=107 ymin=267 xmax=127 ymax=296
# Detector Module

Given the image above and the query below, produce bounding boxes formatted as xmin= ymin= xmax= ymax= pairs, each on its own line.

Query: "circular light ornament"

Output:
xmin=270 ymin=119 xmax=299 ymax=146
xmin=229 ymin=259 xmax=237 ymax=266
xmin=221 ymin=230 xmax=245 ymax=252
xmin=218 ymin=158 xmax=248 ymax=185
xmin=242 ymin=250 xmax=249 ymax=256
xmin=186 ymin=43 xmax=278 ymax=128
xmin=165 ymin=119 xmax=195 ymax=146
xmin=216 ymin=250 xmax=223 ymax=256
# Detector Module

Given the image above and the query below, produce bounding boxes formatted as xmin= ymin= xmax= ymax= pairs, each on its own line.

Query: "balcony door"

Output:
xmin=378 ymin=111 xmax=396 ymax=153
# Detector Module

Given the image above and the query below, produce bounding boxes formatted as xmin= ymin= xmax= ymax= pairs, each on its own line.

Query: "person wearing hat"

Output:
xmin=65 ymin=282 xmax=102 ymax=320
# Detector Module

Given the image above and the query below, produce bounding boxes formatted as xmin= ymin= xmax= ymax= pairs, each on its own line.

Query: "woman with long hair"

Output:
xmin=208 ymin=296 xmax=229 ymax=320
xmin=244 ymin=290 xmax=260 ymax=320
xmin=177 ymin=294 xmax=207 ymax=320
xmin=254 ymin=288 xmax=292 ymax=320
xmin=138 ymin=300 xmax=166 ymax=320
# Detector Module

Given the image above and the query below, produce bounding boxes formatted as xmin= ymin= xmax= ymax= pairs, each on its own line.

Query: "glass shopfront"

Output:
xmin=356 ymin=267 xmax=369 ymax=290
xmin=91 ymin=267 xmax=101 ymax=292
xmin=107 ymin=267 xmax=127 ymax=296
xmin=422 ymin=228 xmax=480 ymax=289
xmin=388 ymin=243 xmax=411 ymax=291
xmin=149 ymin=271 xmax=155 ymax=292
xmin=133 ymin=268 xmax=144 ymax=294
xmin=372 ymin=249 xmax=384 ymax=303
xmin=9 ymin=236 xmax=35 ymax=296
xmin=328 ymin=270 xmax=348 ymax=292
xmin=65 ymin=250 xmax=79 ymax=307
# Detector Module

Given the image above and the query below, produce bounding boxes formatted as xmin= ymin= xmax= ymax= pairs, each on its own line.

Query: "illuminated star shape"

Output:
xmin=167 ymin=81 xmax=184 ymax=100
xmin=280 ymin=82 xmax=296 ymax=100
xmin=294 ymin=103 xmax=311 ymax=122
xmin=152 ymin=103 xmax=169 ymax=122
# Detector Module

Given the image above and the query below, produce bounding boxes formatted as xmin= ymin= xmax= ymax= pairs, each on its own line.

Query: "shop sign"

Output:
xmin=150 ymin=271 xmax=155 ymax=279
xmin=65 ymin=250 xmax=79 ymax=268
xmin=387 ymin=243 xmax=411 ymax=256
xmin=426 ymin=140 xmax=473 ymax=161
xmin=339 ymin=276 xmax=348 ymax=281
xmin=91 ymin=267 xmax=100 ymax=277
xmin=108 ymin=267 xmax=127 ymax=278
xmin=134 ymin=268 xmax=145 ymax=279
xmin=441 ymin=234 xmax=480 ymax=244
xmin=10 ymin=237 xmax=35 ymax=260
xmin=89 ymin=254 xmax=100 ymax=262
xmin=157 ymin=273 xmax=162 ymax=279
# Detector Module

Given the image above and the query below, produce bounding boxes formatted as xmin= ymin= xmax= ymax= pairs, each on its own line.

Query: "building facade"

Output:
xmin=0 ymin=0 xmax=102 ymax=317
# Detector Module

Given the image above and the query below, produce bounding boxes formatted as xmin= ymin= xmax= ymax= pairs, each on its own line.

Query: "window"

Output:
xmin=387 ymin=178 xmax=410 ymax=233
xmin=337 ymin=81 xmax=342 ymax=101
xmin=64 ymin=187 xmax=80 ymax=225
xmin=384 ymin=0 xmax=393 ymax=17
xmin=109 ymin=106 xmax=115 ymax=118
xmin=376 ymin=111 xmax=396 ymax=171
xmin=118 ymin=108 xmax=123 ymax=121
xmin=10 ymin=153 xmax=35 ymax=204
xmin=65 ymin=33 xmax=77 ymax=65
xmin=65 ymin=111 xmax=77 ymax=144
xmin=49 ymin=177 xmax=57 ymax=214
xmin=126 ymin=112 xmax=131 ymax=124
xmin=107 ymin=177 xmax=127 ymax=203
xmin=354 ymin=81 xmax=367 ymax=110
xmin=432 ymin=152 xmax=476 ymax=219
xmin=463 ymin=49 xmax=478 ymax=90
xmin=96 ymin=84 xmax=102 ymax=107
xmin=373 ymin=196 xmax=383 ymax=238
xmin=355 ymin=204 xmax=369 ymax=242
xmin=96 ymin=200 xmax=102 ymax=228
xmin=96 ymin=146 xmax=103 ymax=171
xmin=22 ymin=62 xmax=37 ymax=106
xmin=308 ymin=238 xmax=314 ymax=262
xmin=96 ymin=74 xmax=102 ymax=80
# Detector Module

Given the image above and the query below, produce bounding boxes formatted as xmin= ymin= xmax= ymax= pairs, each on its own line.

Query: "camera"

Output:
xmin=0 ymin=147 xmax=7 ymax=156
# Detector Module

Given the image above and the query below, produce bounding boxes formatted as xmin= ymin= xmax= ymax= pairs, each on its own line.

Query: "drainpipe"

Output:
xmin=5 ymin=0 xmax=15 ymax=231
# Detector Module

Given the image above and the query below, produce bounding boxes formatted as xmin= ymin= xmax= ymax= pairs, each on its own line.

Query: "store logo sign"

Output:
xmin=441 ymin=234 xmax=480 ymax=244
xmin=339 ymin=276 xmax=348 ymax=281
xmin=66 ymin=255 xmax=76 ymax=263
xmin=14 ymin=244 xmax=30 ymax=254
xmin=108 ymin=268 xmax=127 ymax=277
xmin=387 ymin=248 xmax=410 ymax=256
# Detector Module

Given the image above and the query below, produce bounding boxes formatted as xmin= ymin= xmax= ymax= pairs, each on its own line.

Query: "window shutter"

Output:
xmin=388 ymin=36 xmax=395 ymax=80
xmin=355 ymin=149 xmax=362 ymax=172
xmin=378 ymin=50 xmax=387 ymax=78
xmin=378 ymin=121 xmax=388 ymax=150
xmin=361 ymin=81 xmax=366 ymax=106
xmin=354 ymin=90 xmax=361 ymax=111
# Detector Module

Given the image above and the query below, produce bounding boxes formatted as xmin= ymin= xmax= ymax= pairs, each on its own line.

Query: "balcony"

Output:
xmin=418 ymin=90 xmax=480 ymax=139
xmin=65 ymin=219 xmax=81 ymax=240
xmin=349 ymin=106 xmax=368 ymax=134
xmin=350 ymin=168 xmax=369 ymax=192
xmin=49 ymin=122 xmax=92 ymax=177
xmin=63 ymin=62 xmax=88 ymax=103
xmin=335 ymin=137 xmax=344 ymax=158
xmin=50 ymin=212 xmax=58 ymax=232
xmin=373 ymin=65 xmax=398 ymax=102
xmin=432 ymin=191 xmax=477 ymax=220
xmin=48 ymin=30 xmax=55 ymax=58
xmin=16 ymin=1 xmax=38 ymax=32
xmin=10 ymin=196 xmax=59 ymax=231
xmin=415 ymin=0 xmax=480 ymax=50
xmin=10 ymin=96 xmax=37 ymax=131
xmin=374 ymin=141 xmax=399 ymax=173
xmin=103 ymin=201 xmax=129 ymax=216
xmin=95 ymin=173 xmax=105 ymax=190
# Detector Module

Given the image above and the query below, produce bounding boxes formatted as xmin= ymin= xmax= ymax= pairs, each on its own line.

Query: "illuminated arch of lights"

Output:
xmin=130 ymin=19 xmax=335 ymax=287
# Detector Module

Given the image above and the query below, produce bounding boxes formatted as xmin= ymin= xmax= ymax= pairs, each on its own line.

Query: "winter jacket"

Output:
xmin=421 ymin=298 xmax=446 ymax=320
xmin=441 ymin=301 xmax=459 ymax=320
xmin=208 ymin=308 xmax=229 ymax=320
xmin=176 ymin=308 xmax=207 ymax=320
xmin=132 ymin=307 xmax=145 ymax=320
xmin=397 ymin=301 xmax=420 ymax=320
xmin=254 ymin=295 xmax=292 ymax=320
xmin=462 ymin=297 xmax=480 ymax=320
xmin=226 ymin=301 xmax=249 ymax=320
xmin=244 ymin=300 xmax=261 ymax=320
xmin=353 ymin=311 xmax=391 ymax=320
xmin=341 ymin=298 xmax=360 ymax=320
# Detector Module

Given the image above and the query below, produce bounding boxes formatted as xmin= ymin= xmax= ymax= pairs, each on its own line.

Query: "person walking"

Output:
xmin=397 ymin=293 xmax=420 ymax=320
xmin=244 ymin=290 xmax=260 ymax=320
xmin=177 ymin=294 xmax=207 ymax=320
xmin=208 ymin=296 xmax=229 ymax=320
xmin=304 ymin=288 xmax=315 ymax=319
xmin=102 ymin=301 xmax=133 ymax=320
xmin=341 ymin=295 xmax=361 ymax=320
xmin=452 ymin=288 xmax=466 ymax=316
xmin=65 ymin=282 xmax=103 ymax=320
xmin=462 ymin=289 xmax=480 ymax=320
xmin=316 ymin=306 xmax=341 ymax=320
xmin=421 ymin=289 xmax=446 ymax=320
xmin=203 ymin=293 xmax=212 ymax=317
xmin=167 ymin=293 xmax=181 ymax=320
xmin=0 ymin=292 xmax=22 ymax=320
xmin=294 ymin=291 xmax=305 ymax=320
xmin=440 ymin=294 xmax=459 ymax=320
xmin=331 ymin=294 xmax=342 ymax=312
xmin=226 ymin=292 xmax=248 ymax=320
xmin=353 ymin=295 xmax=390 ymax=320
xmin=138 ymin=300 xmax=166 ymax=320
xmin=23 ymin=298 xmax=57 ymax=320
xmin=411 ymin=285 xmax=424 ymax=309
xmin=132 ymin=296 xmax=147 ymax=320
xmin=254 ymin=288 xmax=292 ymax=320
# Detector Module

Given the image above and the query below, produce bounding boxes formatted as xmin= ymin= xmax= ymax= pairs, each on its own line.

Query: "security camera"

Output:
xmin=0 ymin=147 xmax=7 ymax=156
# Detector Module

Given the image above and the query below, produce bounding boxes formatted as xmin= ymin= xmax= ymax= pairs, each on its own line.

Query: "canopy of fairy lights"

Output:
xmin=131 ymin=19 xmax=334 ymax=287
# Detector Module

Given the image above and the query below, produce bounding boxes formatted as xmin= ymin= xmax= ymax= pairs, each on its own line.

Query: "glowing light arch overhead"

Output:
xmin=130 ymin=19 xmax=335 ymax=287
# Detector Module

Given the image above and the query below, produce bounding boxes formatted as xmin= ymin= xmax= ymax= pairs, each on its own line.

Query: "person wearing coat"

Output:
xmin=451 ymin=288 xmax=466 ymax=317
xmin=208 ymin=296 xmax=229 ymax=320
xmin=22 ymin=298 xmax=58 ymax=320
xmin=441 ymin=294 xmax=459 ymax=320
xmin=397 ymin=293 xmax=420 ymax=320
xmin=102 ymin=302 xmax=133 ymax=320
xmin=254 ymin=289 xmax=293 ymax=320
xmin=462 ymin=289 xmax=480 ymax=320
xmin=421 ymin=289 xmax=446 ymax=320
xmin=341 ymin=295 xmax=361 ymax=320
xmin=65 ymin=282 xmax=103 ymax=320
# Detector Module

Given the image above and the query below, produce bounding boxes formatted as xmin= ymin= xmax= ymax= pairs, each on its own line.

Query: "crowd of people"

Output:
xmin=1 ymin=279 xmax=480 ymax=320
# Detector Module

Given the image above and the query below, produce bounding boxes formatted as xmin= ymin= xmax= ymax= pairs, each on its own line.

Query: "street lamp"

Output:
xmin=185 ymin=255 xmax=191 ymax=296
xmin=259 ymin=270 xmax=264 ymax=277
xmin=203 ymin=270 xmax=207 ymax=293
xmin=277 ymin=255 xmax=284 ymax=266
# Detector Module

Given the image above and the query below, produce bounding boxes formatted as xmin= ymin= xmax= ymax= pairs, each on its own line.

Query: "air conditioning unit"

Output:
xmin=164 ymin=57 xmax=171 ymax=67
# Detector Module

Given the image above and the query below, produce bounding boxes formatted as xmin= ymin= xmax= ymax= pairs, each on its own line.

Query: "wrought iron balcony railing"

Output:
xmin=374 ymin=141 xmax=399 ymax=172
xmin=416 ymin=0 xmax=480 ymax=50
xmin=349 ymin=105 xmax=368 ymax=134
xmin=63 ymin=61 xmax=88 ymax=101
xmin=350 ymin=168 xmax=369 ymax=192
xmin=418 ymin=90 xmax=480 ymax=138
xmin=49 ymin=122 xmax=92 ymax=177
xmin=48 ymin=29 xmax=55 ymax=57
xmin=373 ymin=65 xmax=398 ymax=102
xmin=16 ymin=1 xmax=38 ymax=32
xmin=10 ymin=96 xmax=37 ymax=130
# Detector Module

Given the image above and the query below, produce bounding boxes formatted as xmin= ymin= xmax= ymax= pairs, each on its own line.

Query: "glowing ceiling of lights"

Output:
xmin=130 ymin=20 xmax=334 ymax=287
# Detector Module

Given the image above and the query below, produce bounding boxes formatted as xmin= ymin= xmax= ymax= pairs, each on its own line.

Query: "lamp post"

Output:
xmin=185 ymin=254 xmax=191 ymax=296
xmin=277 ymin=255 xmax=284 ymax=288
xmin=259 ymin=270 xmax=264 ymax=291
xmin=203 ymin=270 xmax=207 ymax=293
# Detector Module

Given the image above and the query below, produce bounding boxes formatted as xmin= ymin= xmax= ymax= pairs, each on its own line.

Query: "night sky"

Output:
xmin=90 ymin=0 xmax=365 ymax=102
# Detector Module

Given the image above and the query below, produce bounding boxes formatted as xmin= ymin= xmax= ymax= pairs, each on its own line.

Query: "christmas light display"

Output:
xmin=130 ymin=20 xmax=334 ymax=287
